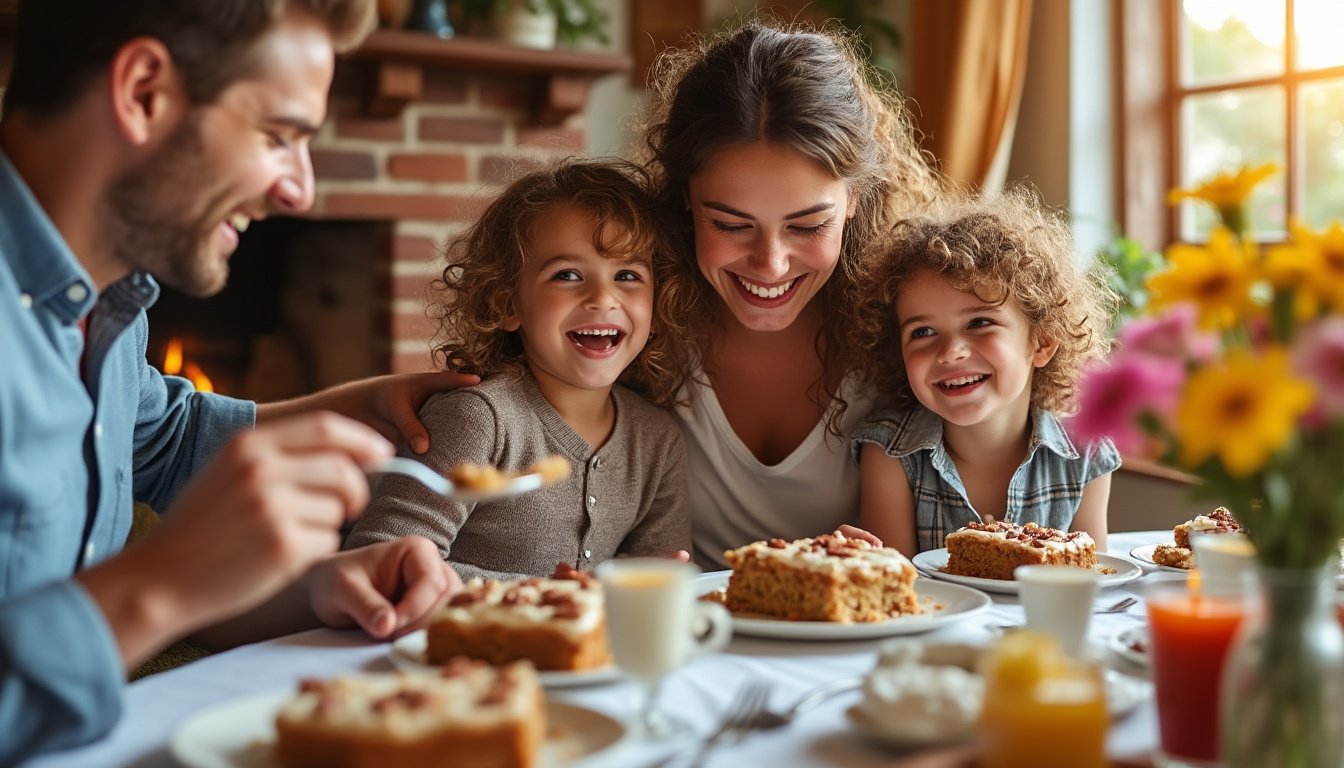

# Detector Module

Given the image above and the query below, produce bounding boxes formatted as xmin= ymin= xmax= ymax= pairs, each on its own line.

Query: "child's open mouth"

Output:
xmin=567 ymin=328 xmax=625 ymax=352
xmin=939 ymin=374 xmax=987 ymax=390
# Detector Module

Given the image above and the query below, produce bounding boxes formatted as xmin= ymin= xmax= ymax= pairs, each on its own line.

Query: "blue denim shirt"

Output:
xmin=0 ymin=151 xmax=254 ymax=763
xmin=851 ymin=405 xmax=1120 ymax=553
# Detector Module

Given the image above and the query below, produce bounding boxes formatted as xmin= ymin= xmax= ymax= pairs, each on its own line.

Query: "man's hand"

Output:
xmin=305 ymin=536 xmax=462 ymax=639
xmin=256 ymin=371 xmax=479 ymax=454
xmin=78 ymin=413 xmax=392 ymax=666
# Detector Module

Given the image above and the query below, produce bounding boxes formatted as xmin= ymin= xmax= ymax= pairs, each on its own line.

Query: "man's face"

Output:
xmin=105 ymin=11 xmax=334 ymax=296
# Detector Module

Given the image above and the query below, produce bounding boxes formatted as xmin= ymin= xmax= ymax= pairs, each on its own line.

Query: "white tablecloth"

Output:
xmin=25 ymin=531 xmax=1175 ymax=768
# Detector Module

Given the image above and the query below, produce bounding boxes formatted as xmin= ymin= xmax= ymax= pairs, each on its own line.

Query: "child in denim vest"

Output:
xmin=851 ymin=189 xmax=1120 ymax=556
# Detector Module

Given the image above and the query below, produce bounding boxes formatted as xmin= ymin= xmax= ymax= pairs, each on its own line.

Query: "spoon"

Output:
xmin=366 ymin=456 xmax=558 ymax=503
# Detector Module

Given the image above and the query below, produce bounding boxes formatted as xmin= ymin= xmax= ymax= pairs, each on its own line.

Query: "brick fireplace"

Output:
xmin=146 ymin=30 xmax=631 ymax=399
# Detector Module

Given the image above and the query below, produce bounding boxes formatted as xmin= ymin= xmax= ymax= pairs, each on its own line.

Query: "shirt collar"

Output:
xmin=890 ymin=405 xmax=1080 ymax=461
xmin=0 ymin=149 xmax=97 ymax=323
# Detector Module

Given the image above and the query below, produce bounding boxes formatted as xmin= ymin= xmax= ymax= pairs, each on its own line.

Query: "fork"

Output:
xmin=687 ymin=679 xmax=773 ymax=767
xmin=1096 ymin=596 xmax=1138 ymax=614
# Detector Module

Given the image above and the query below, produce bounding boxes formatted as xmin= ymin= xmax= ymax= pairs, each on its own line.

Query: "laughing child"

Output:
xmin=346 ymin=159 xmax=692 ymax=580
xmin=851 ymin=189 xmax=1120 ymax=556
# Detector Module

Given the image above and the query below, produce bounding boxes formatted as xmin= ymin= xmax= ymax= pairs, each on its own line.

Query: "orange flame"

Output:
xmin=163 ymin=338 xmax=214 ymax=393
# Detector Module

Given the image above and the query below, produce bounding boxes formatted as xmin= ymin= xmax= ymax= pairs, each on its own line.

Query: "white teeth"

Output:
xmin=737 ymin=276 xmax=796 ymax=299
xmin=572 ymin=328 xmax=619 ymax=336
xmin=230 ymin=214 xmax=251 ymax=233
xmin=940 ymin=374 xmax=987 ymax=388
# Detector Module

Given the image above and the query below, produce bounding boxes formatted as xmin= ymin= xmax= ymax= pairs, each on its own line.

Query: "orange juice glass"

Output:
xmin=980 ymin=631 xmax=1107 ymax=768
xmin=1147 ymin=580 xmax=1244 ymax=767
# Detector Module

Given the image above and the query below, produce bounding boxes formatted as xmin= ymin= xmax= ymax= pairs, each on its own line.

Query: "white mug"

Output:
xmin=596 ymin=559 xmax=732 ymax=683
xmin=1191 ymin=532 xmax=1256 ymax=597
xmin=1014 ymin=565 xmax=1101 ymax=658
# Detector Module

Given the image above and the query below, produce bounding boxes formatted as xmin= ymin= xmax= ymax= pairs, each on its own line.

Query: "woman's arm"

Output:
xmin=858 ymin=442 xmax=918 ymax=557
xmin=1070 ymin=472 xmax=1113 ymax=552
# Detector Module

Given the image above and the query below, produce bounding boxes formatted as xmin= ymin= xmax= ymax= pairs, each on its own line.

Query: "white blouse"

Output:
xmin=675 ymin=373 xmax=875 ymax=569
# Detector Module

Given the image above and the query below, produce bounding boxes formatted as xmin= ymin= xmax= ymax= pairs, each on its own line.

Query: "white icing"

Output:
xmin=731 ymin=533 xmax=915 ymax=577
xmin=947 ymin=523 xmax=1094 ymax=554
xmin=280 ymin=665 xmax=538 ymax=733
xmin=437 ymin=577 xmax=603 ymax=639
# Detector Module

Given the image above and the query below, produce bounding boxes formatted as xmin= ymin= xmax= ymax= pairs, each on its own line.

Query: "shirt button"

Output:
xmin=83 ymin=541 xmax=96 ymax=564
xmin=19 ymin=293 xmax=32 ymax=309
xmin=590 ymin=456 xmax=602 ymax=470
xmin=66 ymin=284 xmax=89 ymax=303
xmin=583 ymin=549 xmax=592 ymax=559
xmin=94 ymin=423 xmax=103 ymax=440
xmin=586 ymin=495 xmax=596 ymax=509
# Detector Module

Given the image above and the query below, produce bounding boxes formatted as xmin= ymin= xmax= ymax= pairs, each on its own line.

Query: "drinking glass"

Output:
xmin=596 ymin=558 xmax=732 ymax=739
xmin=1015 ymin=565 xmax=1101 ymax=658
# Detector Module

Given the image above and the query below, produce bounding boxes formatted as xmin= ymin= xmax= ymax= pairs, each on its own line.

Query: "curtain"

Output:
xmin=907 ymin=0 xmax=1034 ymax=193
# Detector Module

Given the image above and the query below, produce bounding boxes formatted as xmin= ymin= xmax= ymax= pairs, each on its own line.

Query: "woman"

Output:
xmin=642 ymin=20 xmax=943 ymax=567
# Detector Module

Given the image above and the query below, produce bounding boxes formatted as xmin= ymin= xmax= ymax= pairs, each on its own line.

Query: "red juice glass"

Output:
xmin=1147 ymin=580 xmax=1244 ymax=767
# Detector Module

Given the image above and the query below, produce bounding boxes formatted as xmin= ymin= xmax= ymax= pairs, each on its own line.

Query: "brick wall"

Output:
xmin=310 ymin=65 xmax=590 ymax=374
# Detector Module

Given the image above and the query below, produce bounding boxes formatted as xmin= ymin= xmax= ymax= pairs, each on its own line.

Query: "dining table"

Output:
xmin=24 ymin=530 xmax=1182 ymax=768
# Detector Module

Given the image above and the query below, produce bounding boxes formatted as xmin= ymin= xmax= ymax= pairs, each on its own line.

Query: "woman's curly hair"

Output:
xmin=636 ymin=17 xmax=943 ymax=434
xmin=428 ymin=158 xmax=693 ymax=408
xmin=859 ymin=187 xmax=1118 ymax=414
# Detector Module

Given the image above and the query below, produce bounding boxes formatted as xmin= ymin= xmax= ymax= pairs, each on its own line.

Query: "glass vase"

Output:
xmin=1220 ymin=565 xmax=1344 ymax=768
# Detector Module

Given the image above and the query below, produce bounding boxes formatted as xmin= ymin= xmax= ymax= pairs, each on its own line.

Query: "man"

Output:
xmin=0 ymin=1 xmax=471 ymax=761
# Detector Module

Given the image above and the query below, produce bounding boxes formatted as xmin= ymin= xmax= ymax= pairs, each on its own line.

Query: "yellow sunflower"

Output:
xmin=1263 ymin=240 xmax=1325 ymax=320
xmin=1176 ymin=347 xmax=1314 ymax=477
xmin=1149 ymin=226 xmax=1260 ymax=330
xmin=1286 ymin=219 xmax=1344 ymax=310
xmin=1167 ymin=163 xmax=1279 ymax=232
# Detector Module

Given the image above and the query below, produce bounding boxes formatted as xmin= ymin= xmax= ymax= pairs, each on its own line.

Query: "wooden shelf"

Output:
xmin=348 ymin=29 xmax=632 ymax=123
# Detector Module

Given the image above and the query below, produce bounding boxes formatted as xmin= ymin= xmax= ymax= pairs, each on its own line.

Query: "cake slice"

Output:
xmin=1173 ymin=507 xmax=1241 ymax=549
xmin=274 ymin=660 xmax=544 ymax=768
xmin=723 ymin=532 xmax=921 ymax=622
xmin=944 ymin=521 xmax=1096 ymax=581
xmin=426 ymin=563 xmax=610 ymax=671
xmin=1152 ymin=544 xmax=1193 ymax=570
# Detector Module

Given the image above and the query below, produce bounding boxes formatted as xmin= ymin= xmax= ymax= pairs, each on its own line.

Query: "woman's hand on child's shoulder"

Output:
xmin=835 ymin=525 xmax=883 ymax=547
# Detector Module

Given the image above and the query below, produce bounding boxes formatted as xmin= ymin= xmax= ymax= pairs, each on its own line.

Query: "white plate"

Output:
xmin=847 ymin=668 xmax=1149 ymax=750
xmin=694 ymin=572 xmax=991 ymax=640
xmin=1129 ymin=543 xmax=1189 ymax=572
xmin=171 ymin=688 xmax=624 ymax=768
xmin=909 ymin=550 xmax=1143 ymax=594
xmin=1109 ymin=625 xmax=1150 ymax=668
xmin=390 ymin=630 xmax=622 ymax=688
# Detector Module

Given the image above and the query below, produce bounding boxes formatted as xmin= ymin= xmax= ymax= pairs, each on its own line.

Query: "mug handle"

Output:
xmin=690 ymin=601 xmax=733 ymax=657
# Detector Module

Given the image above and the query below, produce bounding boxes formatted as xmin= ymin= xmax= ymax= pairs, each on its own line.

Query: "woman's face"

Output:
xmin=686 ymin=142 xmax=855 ymax=333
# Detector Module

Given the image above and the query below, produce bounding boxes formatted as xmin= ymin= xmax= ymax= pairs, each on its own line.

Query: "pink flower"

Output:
xmin=1292 ymin=317 xmax=1344 ymax=416
xmin=1070 ymin=354 xmax=1186 ymax=455
xmin=1118 ymin=305 xmax=1218 ymax=362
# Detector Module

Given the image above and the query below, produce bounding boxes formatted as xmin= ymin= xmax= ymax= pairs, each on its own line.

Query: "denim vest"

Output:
xmin=851 ymin=405 xmax=1120 ymax=553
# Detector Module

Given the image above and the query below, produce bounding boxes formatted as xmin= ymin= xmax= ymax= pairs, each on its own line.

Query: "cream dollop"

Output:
xmin=858 ymin=641 xmax=983 ymax=742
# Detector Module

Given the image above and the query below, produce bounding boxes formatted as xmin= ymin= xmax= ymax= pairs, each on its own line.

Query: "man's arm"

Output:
xmin=257 ymin=371 xmax=478 ymax=454
xmin=78 ymin=413 xmax=392 ymax=667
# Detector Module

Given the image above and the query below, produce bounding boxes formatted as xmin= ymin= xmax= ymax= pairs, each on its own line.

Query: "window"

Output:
xmin=1171 ymin=0 xmax=1344 ymax=240
xmin=1119 ymin=1 xmax=1344 ymax=246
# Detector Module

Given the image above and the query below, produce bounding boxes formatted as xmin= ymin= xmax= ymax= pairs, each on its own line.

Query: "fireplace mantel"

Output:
xmin=350 ymin=29 xmax=631 ymax=124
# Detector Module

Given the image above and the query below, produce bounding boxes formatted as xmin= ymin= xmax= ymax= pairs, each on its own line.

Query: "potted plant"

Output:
xmin=457 ymin=0 xmax=610 ymax=49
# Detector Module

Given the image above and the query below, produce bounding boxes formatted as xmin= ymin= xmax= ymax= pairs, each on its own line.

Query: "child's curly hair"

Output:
xmin=859 ymin=187 xmax=1118 ymax=414
xmin=428 ymin=158 xmax=693 ymax=408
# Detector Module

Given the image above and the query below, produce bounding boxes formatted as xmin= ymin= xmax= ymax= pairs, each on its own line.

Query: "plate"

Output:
xmin=909 ymin=551 xmax=1143 ymax=594
xmin=693 ymin=572 xmax=991 ymax=640
xmin=1109 ymin=625 xmax=1149 ymax=668
xmin=390 ymin=630 xmax=622 ymax=688
xmin=170 ymin=689 xmax=624 ymax=768
xmin=847 ymin=668 xmax=1150 ymax=750
xmin=1129 ymin=543 xmax=1188 ymax=572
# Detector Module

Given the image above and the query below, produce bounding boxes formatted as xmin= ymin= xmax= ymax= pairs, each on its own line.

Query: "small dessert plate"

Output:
xmin=389 ymin=630 xmax=622 ymax=688
xmin=1108 ymin=625 xmax=1150 ymax=668
xmin=910 ymin=550 xmax=1143 ymax=594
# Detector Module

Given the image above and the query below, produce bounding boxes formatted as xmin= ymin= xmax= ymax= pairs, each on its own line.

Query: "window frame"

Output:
xmin=1119 ymin=0 xmax=1344 ymax=248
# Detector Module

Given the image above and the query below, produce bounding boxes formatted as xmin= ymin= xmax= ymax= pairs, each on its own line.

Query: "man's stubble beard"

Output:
xmin=104 ymin=111 xmax=233 ymax=298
